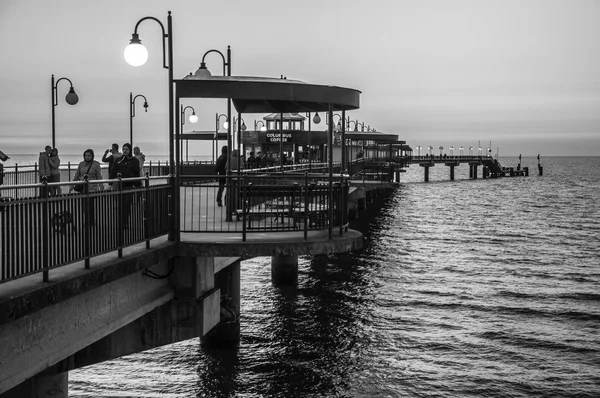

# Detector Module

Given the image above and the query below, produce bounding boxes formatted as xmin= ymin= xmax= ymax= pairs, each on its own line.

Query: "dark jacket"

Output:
xmin=215 ymin=154 xmax=227 ymax=175
xmin=111 ymin=155 xmax=140 ymax=188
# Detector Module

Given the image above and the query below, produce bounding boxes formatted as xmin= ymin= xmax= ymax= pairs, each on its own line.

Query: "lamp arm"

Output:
xmin=201 ymin=49 xmax=227 ymax=75
xmin=53 ymin=77 xmax=74 ymax=106
xmin=133 ymin=16 xmax=168 ymax=69
xmin=131 ymin=94 xmax=148 ymax=118
xmin=181 ymin=105 xmax=195 ymax=126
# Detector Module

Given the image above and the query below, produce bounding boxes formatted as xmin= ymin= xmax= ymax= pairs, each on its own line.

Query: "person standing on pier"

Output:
xmin=102 ymin=143 xmax=123 ymax=178
xmin=71 ymin=149 xmax=103 ymax=226
xmin=48 ymin=147 xmax=61 ymax=196
xmin=133 ymin=146 xmax=145 ymax=176
xmin=215 ymin=145 xmax=228 ymax=207
xmin=38 ymin=145 xmax=52 ymax=182
xmin=111 ymin=143 xmax=140 ymax=228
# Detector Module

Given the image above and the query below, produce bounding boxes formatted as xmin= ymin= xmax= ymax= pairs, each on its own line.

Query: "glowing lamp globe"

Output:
xmin=65 ymin=88 xmax=79 ymax=105
xmin=124 ymin=34 xmax=148 ymax=67
xmin=223 ymin=121 xmax=229 ymax=129
xmin=260 ymin=126 xmax=267 ymax=132
xmin=189 ymin=113 xmax=198 ymax=123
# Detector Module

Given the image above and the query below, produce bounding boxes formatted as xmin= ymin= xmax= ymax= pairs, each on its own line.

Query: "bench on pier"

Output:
xmin=234 ymin=183 xmax=330 ymax=231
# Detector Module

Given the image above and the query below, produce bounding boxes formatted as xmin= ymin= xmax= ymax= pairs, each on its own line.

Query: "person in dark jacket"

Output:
xmin=215 ymin=145 xmax=228 ymax=206
xmin=102 ymin=143 xmax=122 ymax=176
xmin=111 ymin=143 xmax=140 ymax=228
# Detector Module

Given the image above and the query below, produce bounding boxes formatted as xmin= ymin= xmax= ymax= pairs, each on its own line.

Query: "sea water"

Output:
xmin=67 ymin=156 xmax=600 ymax=397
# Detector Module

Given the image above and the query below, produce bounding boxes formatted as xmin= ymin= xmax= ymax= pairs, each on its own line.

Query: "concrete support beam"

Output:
xmin=449 ymin=166 xmax=455 ymax=181
xmin=2 ymin=372 xmax=68 ymax=398
xmin=271 ymin=255 xmax=298 ymax=285
xmin=0 ymin=261 xmax=174 ymax=394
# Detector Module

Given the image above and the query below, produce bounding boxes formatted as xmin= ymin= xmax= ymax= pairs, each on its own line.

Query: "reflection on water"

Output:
xmin=71 ymin=157 xmax=600 ymax=397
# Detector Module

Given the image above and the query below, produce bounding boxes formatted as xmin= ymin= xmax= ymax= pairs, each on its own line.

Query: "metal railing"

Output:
xmin=0 ymin=160 xmax=170 ymax=198
xmin=0 ymin=175 xmax=172 ymax=283
xmin=181 ymin=173 xmax=349 ymax=241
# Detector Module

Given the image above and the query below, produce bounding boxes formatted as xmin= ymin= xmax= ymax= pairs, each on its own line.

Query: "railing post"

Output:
xmin=68 ymin=161 xmax=72 ymax=182
xmin=144 ymin=172 xmax=150 ymax=249
xmin=14 ymin=164 xmax=19 ymax=199
xmin=242 ymin=177 xmax=248 ymax=242
xmin=84 ymin=175 xmax=91 ymax=269
xmin=117 ymin=173 xmax=123 ymax=257
xmin=304 ymin=172 xmax=309 ymax=240
xmin=41 ymin=176 xmax=49 ymax=282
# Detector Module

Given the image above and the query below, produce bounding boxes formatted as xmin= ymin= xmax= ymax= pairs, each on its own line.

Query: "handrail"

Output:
xmin=1 ymin=175 xmax=173 ymax=284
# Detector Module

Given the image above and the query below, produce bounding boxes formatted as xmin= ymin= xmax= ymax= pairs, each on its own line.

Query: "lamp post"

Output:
xmin=469 ymin=146 xmax=473 ymax=156
xmin=193 ymin=47 xmax=231 ymax=166
xmin=193 ymin=46 xmax=234 ymax=219
xmin=181 ymin=105 xmax=197 ymax=162
xmin=51 ymin=75 xmax=79 ymax=148
xmin=125 ymin=11 xmax=175 ymax=240
xmin=254 ymin=120 xmax=266 ymax=131
xmin=459 ymin=146 xmax=464 ymax=156
xmin=215 ymin=113 xmax=228 ymax=162
xmin=428 ymin=145 xmax=433 ymax=156
xmin=416 ymin=145 xmax=422 ymax=157
xmin=478 ymin=146 xmax=482 ymax=157
xmin=449 ymin=146 xmax=454 ymax=157
xmin=130 ymin=92 xmax=149 ymax=147
xmin=439 ymin=146 xmax=444 ymax=157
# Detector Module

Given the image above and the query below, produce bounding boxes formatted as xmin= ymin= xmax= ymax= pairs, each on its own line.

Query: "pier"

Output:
xmin=0 ymin=66 xmax=409 ymax=397
xmin=410 ymin=154 xmax=532 ymax=182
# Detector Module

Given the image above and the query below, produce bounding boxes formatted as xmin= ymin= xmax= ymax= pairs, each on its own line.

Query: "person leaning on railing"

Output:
xmin=71 ymin=149 xmax=103 ymax=227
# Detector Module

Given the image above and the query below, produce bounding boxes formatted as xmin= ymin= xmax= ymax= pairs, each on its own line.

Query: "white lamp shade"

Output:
xmin=260 ymin=126 xmax=267 ymax=131
xmin=189 ymin=114 xmax=198 ymax=123
xmin=124 ymin=43 xmax=148 ymax=67
xmin=223 ymin=121 xmax=229 ymax=129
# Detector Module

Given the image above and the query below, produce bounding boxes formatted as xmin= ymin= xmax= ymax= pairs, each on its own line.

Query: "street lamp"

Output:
xmin=130 ymin=92 xmax=149 ymax=147
xmin=326 ymin=113 xmax=342 ymax=131
xmin=449 ymin=146 xmax=454 ymax=157
xmin=304 ymin=112 xmax=321 ymax=131
xmin=439 ymin=146 xmax=444 ymax=157
xmin=51 ymin=75 xmax=79 ymax=148
xmin=194 ymin=47 xmax=233 ymax=217
xmin=181 ymin=105 xmax=197 ymax=162
xmin=347 ymin=120 xmax=358 ymax=131
xmin=124 ymin=12 xmax=174 ymax=173
xmin=215 ymin=113 xmax=228 ymax=162
xmin=478 ymin=146 xmax=482 ymax=156
xmin=428 ymin=145 xmax=433 ymax=156
xmin=459 ymin=146 xmax=464 ymax=156
xmin=254 ymin=120 xmax=266 ymax=131
xmin=416 ymin=145 xmax=422 ymax=156
xmin=469 ymin=146 xmax=473 ymax=156
xmin=125 ymin=11 xmax=176 ymax=240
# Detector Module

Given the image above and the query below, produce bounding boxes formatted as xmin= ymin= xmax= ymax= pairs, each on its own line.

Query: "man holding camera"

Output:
xmin=102 ymin=143 xmax=123 ymax=177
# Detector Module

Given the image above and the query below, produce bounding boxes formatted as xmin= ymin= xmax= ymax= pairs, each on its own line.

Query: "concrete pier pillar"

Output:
xmin=472 ymin=165 xmax=478 ymax=179
xmin=271 ymin=255 xmax=298 ymax=285
xmin=524 ymin=166 xmax=529 ymax=176
xmin=482 ymin=166 xmax=488 ymax=179
xmin=538 ymin=166 xmax=543 ymax=176
xmin=2 ymin=371 xmax=68 ymax=398
xmin=449 ymin=166 xmax=455 ymax=181
xmin=424 ymin=166 xmax=429 ymax=182
xmin=469 ymin=165 xmax=473 ymax=178
xmin=202 ymin=259 xmax=241 ymax=346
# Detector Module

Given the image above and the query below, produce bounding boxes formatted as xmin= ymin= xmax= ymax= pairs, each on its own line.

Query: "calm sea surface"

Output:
xmin=68 ymin=157 xmax=599 ymax=397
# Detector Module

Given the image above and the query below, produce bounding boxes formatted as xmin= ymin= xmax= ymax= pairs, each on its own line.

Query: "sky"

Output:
xmin=1 ymin=0 xmax=599 ymax=157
